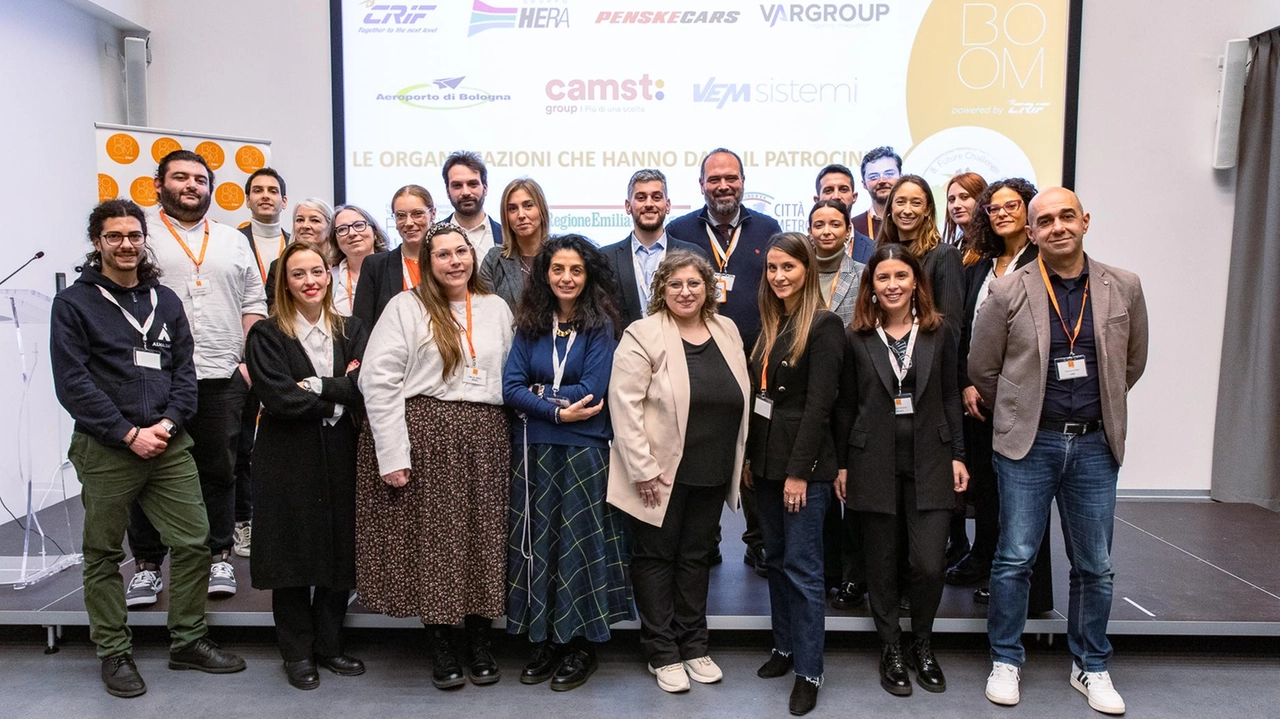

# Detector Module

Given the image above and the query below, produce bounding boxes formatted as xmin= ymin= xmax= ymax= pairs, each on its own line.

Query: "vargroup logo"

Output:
xmin=378 ymin=77 xmax=512 ymax=110
xmin=469 ymin=0 xmax=570 ymax=37
xmin=359 ymin=3 xmax=439 ymax=34
xmin=544 ymin=74 xmax=665 ymax=115
xmin=760 ymin=3 xmax=890 ymax=27
xmin=693 ymin=77 xmax=854 ymax=108
xmin=595 ymin=9 xmax=740 ymax=24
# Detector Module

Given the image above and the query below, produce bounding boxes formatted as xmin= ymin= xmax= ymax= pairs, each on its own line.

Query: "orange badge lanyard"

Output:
xmin=345 ymin=266 xmax=355 ymax=313
xmin=1038 ymin=257 xmax=1090 ymax=354
xmin=160 ymin=210 xmax=209 ymax=276
xmin=705 ymin=223 xmax=741 ymax=272
xmin=759 ymin=353 xmax=769 ymax=393
xmin=827 ymin=272 xmax=840 ymax=309
xmin=252 ymin=232 xmax=287 ymax=284
xmin=866 ymin=213 xmax=874 ymax=242
xmin=457 ymin=291 xmax=477 ymax=366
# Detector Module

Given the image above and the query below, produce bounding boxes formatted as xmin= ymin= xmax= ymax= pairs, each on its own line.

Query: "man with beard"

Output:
xmin=441 ymin=151 xmax=502 ymax=259
xmin=125 ymin=150 xmax=267 ymax=606
xmin=601 ymin=168 xmax=707 ymax=326
xmin=850 ymin=146 xmax=902 ymax=241
xmin=667 ymin=148 xmax=781 ymax=576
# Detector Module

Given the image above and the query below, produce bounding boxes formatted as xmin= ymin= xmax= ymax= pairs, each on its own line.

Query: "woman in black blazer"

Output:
xmin=743 ymin=232 xmax=845 ymax=716
xmin=838 ymin=242 xmax=968 ymax=697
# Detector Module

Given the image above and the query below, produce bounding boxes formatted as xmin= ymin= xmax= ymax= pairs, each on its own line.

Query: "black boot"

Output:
xmin=879 ymin=641 xmax=912 ymax=696
xmin=908 ymin=638 xmax=946 ymax=692
xmin=464 ymin=615 xmax=501 ymax=685
xmin=520 ymin=641 xmax=564 ymax=685
xmin=788 ymin=676 xmax=819 ymax=715
xmin=550 ymin=641 xmax=598 ymax=692
xmin=427 ymin=625 xmax=465 ymax=689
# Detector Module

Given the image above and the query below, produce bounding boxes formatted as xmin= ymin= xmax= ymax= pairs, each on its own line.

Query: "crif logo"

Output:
xmin=363 ymin=4 xmax=437 ymax=24
xmin=469 ymin=0 xmax=570 ymax=36
xmin=694 ymin=78 xmax=750 ymax=109
xmin=760 ymin=3 xmax=889 ymax=27
xmin=1008 ymin=100 xmax=1050 ymax=115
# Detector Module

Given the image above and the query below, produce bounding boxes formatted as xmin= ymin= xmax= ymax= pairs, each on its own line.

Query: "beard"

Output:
xmin=706 ymin=191 xmax=741 ymax=217
xmin=159 ymin=184 xmax=212 ymax=223
xmin=634 ymin=212 xmax=667 ymax=233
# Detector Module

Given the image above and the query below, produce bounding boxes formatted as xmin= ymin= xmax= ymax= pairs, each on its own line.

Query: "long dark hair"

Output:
xmin=967 ymin=177 xmax=1038 ymax=260
xmin=85 ymin=199 xmax=162 ymax=283
xmin=514 ymin=234 xmax=620 ymax=338
xmin=414 ymin=223 xmax=490 ymax=381
xmin=942 ymin=171 xmax=988 ymax=249
xmin=752 ymin=232 xmax=823 ymax=366
xmin=851 ymin=243 xmax=942 ymax=332
xmin=877 ymin=175 xmax=942 ymax=258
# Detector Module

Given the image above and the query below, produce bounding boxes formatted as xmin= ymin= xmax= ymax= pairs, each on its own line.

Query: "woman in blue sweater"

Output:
xmin=502 ymin=234 xmax=634 ymax=692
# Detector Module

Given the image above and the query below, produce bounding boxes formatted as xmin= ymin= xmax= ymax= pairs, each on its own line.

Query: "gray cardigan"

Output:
xmin=479 ymin=245 xmax=526 ymax=311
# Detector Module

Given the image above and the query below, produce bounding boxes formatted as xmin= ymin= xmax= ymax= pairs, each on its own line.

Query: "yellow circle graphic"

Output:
xmin=215 ymin=182 xmax=245 ymax=211
xmin=196 ymin=141 xmax=226 ymax=170
xmin=130 ymin=176 xmax=158 ymax=206
xmin=105 ymin=134 xmax=140 ymax=164
xmin=235 ymin=146 xmax=266 ymax=173
xmin=150 ymin=137 xmax=184 ymax=164
xmin=98 ymin=174 xmax=120 ymax=202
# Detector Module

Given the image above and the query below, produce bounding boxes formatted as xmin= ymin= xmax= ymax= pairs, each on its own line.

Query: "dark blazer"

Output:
xmin=839 ymin=323 xmax=965 ymax=514
xmin=352 ymin=246 xmax=405 ymax=330
xmin=958 ymin=243 xmax=1040 ymax=390
xmin=239 ymin=226 xmax=290 ymax=311
xmin=746 ymin=310 xmax=846 ymax=483
xmin=919 ymin=242 xmax=966 ymax=337
xmin=443 ymin=212 xmax=502 ymax=244
xmin=849 ymin=230 xmax=875 ymax=264
xmin=600 ymin=234 xmax=709 ymax=327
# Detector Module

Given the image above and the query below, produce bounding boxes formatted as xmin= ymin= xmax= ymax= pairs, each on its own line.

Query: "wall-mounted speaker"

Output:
xmin=1213 ymin=38 xmax=1250 ymax=170
xmin=123 ymin=36 xmax=149 ymax=126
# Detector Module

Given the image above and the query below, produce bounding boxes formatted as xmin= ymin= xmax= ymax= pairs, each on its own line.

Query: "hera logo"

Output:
xmin=469 ymin=0 xmax=570 ymax=36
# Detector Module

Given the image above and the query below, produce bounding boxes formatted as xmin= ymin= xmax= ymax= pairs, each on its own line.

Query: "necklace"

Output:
xmin=554 ymin=323 xmax=573 ymax=338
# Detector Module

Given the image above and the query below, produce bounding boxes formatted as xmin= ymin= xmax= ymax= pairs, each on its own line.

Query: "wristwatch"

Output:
xmin=303 ymin=377 xmax=323 ymax=394
xmin=160 ymin=419 xmax=177 ymax=435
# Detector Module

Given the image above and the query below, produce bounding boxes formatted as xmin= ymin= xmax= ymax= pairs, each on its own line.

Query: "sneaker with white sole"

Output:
xmin=125 ymin=567 xmax=163 ymax=608
xmin=232 ymin=521 xmax=251 ymax=558
xmin=985 ymin=661 xmax=1021 ymax=706
xmin=208 ymin=556 xmax=237 ymax=597
xmin=648 ymin=662 xmax=690 ymax=693
xmin=1071 ymin=663 xmax=1126 ymax=714
xmin=683 ymin=656 xmax=723 ymax=684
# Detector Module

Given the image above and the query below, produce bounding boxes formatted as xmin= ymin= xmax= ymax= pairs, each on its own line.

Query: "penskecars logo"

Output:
xmin=378 ymin=76 xmax=512 ymax=109
xmin=544 ymin=73 xmax=665 ymax=115
xmin=759 ymin=3 xmax=890 ymax=27
xmin=469 ymin=0 xmax=570 ymax=37
xmin=595 ymin=9 xmax=740 ymax=24
xmin=693 ymin=77 xmax=855 ymax=108
xmin=358 ymin=3 xmax=439 ymax=34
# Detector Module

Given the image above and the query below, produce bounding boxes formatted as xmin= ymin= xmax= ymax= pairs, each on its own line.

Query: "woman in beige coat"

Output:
xmin=607 ymin=250 xmax=751 ymax=694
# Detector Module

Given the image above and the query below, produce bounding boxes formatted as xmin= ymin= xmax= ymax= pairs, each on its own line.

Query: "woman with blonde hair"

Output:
xmin=481 ymin=178 xmax=550 ymax=310
xmin=329 ymin=204 xmax=390 ymax=316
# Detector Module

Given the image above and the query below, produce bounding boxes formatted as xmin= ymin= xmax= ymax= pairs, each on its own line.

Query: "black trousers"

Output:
xmin=862 ymin=476 xmax=950 ymax=644
xmin=272 ymin=586 xmax=351 ymax=662
xmin=129 ymin=375 xmax=248 ymax=562
xmin=233 ymin=388 xmax=260 ymax=524
xmin=823 ymin=499 xmax=866 ymax=587
xmin=630 ymin=482 xmax=724 ymax=667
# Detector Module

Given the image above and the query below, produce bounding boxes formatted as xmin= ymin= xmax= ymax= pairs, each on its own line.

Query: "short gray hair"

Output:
xmin=627 ymin=168 xmax=668 ymax=198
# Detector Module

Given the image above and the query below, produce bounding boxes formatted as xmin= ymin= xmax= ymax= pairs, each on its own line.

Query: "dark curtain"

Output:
xmin=1212 ymin=27 xmax=1280 ymax=512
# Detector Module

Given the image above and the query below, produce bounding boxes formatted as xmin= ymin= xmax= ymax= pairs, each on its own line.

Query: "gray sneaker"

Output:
xmin=232 ymin=521 xmax=251 ymax=558
xmin=208 ymin=556 xmax=237 ymax=597
xmin=125 ymin=567 xmax=162 ymax=608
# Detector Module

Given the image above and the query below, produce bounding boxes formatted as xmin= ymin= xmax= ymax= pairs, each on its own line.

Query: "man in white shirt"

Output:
xmin=126 ymin=150 xmax=268 ymax=604
xmin=441 ymin=151 xmax=502 ymax=259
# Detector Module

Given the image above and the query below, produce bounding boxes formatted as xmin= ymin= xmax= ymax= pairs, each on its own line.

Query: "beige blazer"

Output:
xmin=968 ymin=257 xmax=1148 ymax=465
xmin=607 ymin=312 xmax=750 ymax=526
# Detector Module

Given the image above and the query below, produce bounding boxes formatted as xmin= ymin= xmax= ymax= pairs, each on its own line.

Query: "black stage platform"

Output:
xmin=3 ymin=499 xmax=1278 ymax=641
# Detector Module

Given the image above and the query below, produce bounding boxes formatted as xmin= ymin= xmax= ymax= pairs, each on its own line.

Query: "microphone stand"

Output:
xmin=0 ymin=253 xmax=44 ymax=288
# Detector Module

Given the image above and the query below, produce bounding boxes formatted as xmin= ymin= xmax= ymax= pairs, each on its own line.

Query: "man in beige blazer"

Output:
xmin=968 ymin=188 xmax=1148 ymax=716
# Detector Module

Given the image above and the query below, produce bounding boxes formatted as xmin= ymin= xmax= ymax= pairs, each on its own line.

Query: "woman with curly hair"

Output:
xmin=502 ymin=234 xmax=633 ymax=692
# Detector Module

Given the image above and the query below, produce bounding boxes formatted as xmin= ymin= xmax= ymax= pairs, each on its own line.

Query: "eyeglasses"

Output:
xmin=864 ymin=169 xmax=900 ymax=182
xmin=984 ymin=199 xmax=1024 ymax=216
xmin=335 ymin=220 xmax=369 ymax=237
xmin=394 ymin=209 xmax=433 ymax=223
xmin=99 ymin=232 xmax=146 ymax=246
xmin=665 ymin=279 xmax=705 ymax=292
xmin=431 ymin=248 xmax=472 ymax=263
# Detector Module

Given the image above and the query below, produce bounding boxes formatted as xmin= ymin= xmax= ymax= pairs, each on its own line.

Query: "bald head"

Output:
xmin=1028 ymin=186 xmax=1090 ymax=275
xmin=1028 ymin=186 xmax=1083 ymax=223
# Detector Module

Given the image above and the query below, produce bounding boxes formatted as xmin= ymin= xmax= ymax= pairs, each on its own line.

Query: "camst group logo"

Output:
xmin=594 ymin=9 xmax=740 ymax=24
xmin=759 ymin=2 xmax=890 ymax=27
xmin=544 ymin=73 xmax=666 ymax=115
xmin=357 ymin=2 xmax=440 ymax=34
xmin=693 ymin=77 xmax=855 ymax=108
xmin=378 ymin=76 xmax=512 ymax=109
xmin=469 ymin=0 xmax=570 ymax=36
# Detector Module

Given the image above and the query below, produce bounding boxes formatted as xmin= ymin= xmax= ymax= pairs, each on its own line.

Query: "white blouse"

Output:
xmin=331 ymin=259 xmax=356 ymax=317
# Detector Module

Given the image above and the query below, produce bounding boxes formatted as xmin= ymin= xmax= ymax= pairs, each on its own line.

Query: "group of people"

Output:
xmin=51 ymin=145 xmax=1147 ymax=717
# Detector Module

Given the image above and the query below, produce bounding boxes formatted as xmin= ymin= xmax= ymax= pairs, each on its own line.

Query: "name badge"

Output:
xmin=713 ymin=272 xmax=735 ymax=303
xmin=462 ymin=366 xmax=488 ymax=386
xmin=753 ymin=393 xmax=773 ymax=419
xmin=188 ymin=277 xmax=211 ymax=297
xmin=1055 ymin=354 xmax=1088 ymax=380
xmin=134 ymin=348 xmax=162 ymax=370
xmin=893 ymin=393 xmax=914 ymax=415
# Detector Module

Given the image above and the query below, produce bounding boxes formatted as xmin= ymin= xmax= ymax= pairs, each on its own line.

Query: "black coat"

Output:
xmin=599 ymin=235 xmax=709 ymax=327
xmin=245 ymin=315 xmax=369 ymax=590
xmin=352 ymin=246 xmax=405 ymax=330
xmin=746 ymin=311 xmax=845 ymax=482
xmin=958 ymin=243 xmax=1040 ymax=389
xmin=839 ymin=323 xmax=965 ymax=514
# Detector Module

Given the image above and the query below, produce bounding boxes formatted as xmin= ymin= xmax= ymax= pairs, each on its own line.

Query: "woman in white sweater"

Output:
xmin=356 ymin=222 xmax=514 ymax=690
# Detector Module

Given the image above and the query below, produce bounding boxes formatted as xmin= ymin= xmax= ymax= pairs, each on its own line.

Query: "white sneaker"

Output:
xmin=683 ymin=655 xmax=723 ymax=684
xmin=125 ymin=568 xmax=163 ymax=608
xmin=1071 ymin=663 xmax=1126 ymax=714
xmin=986 ymin=662 xmax=1021 ymax=706
xmin=649 ymin=662 xmax=690 ymax=693
xmin=232 ymin=521 xmax=251 ymax=558
xmin=208 ymin=558 xmax=237 ymax=597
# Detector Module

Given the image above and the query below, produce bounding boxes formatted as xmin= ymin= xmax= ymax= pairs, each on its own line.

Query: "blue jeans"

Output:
xmin=756 ymin=476 xmax=830 ymax=679
xmin=988 ymin=429 xmax=1119 ymax=672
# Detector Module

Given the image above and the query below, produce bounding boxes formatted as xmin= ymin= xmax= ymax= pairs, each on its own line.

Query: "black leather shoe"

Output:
xmin=757 ymin=650 xmax=794 ymax=678
xmin=907 ymin=638 xmax=946 ymax=692
xmin=465 ymin=622 xmax=501 ymax=685
xmin=169 ymin=637 xmax=247 ymax=673
xmin=284 ymin=659 xmax=320 ymax=690
xmin=102 ymin=653 xmax=146 ymax=698
xmin=744 ymin=545 xmax=767 ymax=575
xmin=520 ymin=641 xmax=564 ymax=684
xmin=830 ymin=581 xmax=866 ymax=610
xmin=973 ymin=586 xmax=990 ymax=604
xmin=788 ymin=676 xmax=820 ymax=715
xmin=550 ymin=647 xmax=597 ymax=691
xmin=879 ymin=641 xmax=912 ymax=696
xmin=428 ymin=625 xmax=466 ymax=689
xmin=316 ymin=654 xmax=365 ymax=676
xmin=945 ymin=554 xmax=990 ymax=586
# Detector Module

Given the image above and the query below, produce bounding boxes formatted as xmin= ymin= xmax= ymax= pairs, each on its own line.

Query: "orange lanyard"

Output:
xmin=160 ymin=211 xmax=209 ymax=274
xmin=759 ymin=353 xmax=769 ymax=392
xmin=826 ymin=272 xmax=840 ymax=309
xmin=705 ymin=223 xmax=741 ymax=272
xmin=1038 ymin=257 xmax=1090 ymax=354
xmin=251 ymin=232 xmax=287 ymax=283
xmin=457 ymin=291 xmax=477 ymax=366
xmin=866 ymin=212 xmax=875 ymax=241
xmin=345 ymin=266 xmax=355 ymax=312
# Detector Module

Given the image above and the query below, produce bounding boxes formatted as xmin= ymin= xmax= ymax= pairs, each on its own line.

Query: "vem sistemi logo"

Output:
xmin=693 ymin=77 xmax=855 ymax=108
xmin=378 ymin=77 xmax=512 ymax=109
xmin=469 ymin=0 xmax=570 ymax=37
xmin=358 ymin=3 xmax=439 ymax=34
xmin=759 ymin=3 xmax=890 ymax=27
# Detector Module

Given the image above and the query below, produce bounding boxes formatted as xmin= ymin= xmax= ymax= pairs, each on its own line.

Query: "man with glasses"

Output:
xmin=52 ymin=199 xmax=247 ymax=698
xmin=441 ymin=151 xmax=502 ymax=258
xmin=602 ymin=169 xmax=707 ymax=326
xmin=850 ymin=146 xmax=902 ymax=241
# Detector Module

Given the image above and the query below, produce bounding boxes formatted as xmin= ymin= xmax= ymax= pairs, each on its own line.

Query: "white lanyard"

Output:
xmin=704 ymin=223 xmax=741 ymax=272
xmin=97 ymin=286 xmax=158 ymax=348
xmin=402 ymin=257 xmax=416 ymax=290
xmin=875 ymin=319 xmax=919 ymax=391
xmin=632 ymin=239 xmax=663 ymax=310
xmin=550 ymin=312 xmax=577 ymax=394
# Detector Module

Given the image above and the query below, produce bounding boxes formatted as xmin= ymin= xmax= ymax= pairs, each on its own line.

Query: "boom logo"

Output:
xmin=469 ymin=0 xmax=570 ymax=36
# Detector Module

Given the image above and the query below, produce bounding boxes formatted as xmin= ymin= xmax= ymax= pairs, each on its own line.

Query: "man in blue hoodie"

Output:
xmin=51 ymin=199 xmax=246 ymax=698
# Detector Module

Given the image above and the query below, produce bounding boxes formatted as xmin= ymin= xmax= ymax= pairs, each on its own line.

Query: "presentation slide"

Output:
xmin=338 ymin=0 xmax=1073 ymax=243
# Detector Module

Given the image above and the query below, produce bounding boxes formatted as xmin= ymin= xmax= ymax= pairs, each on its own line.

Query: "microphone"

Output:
xmin=0 ymin=251 xmax=46 ymax=288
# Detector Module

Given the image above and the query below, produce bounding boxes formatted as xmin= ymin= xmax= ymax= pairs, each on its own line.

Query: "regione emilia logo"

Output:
xmin=469 ymin=0 xmax=570 ymax=36
xmin=760 ymin=3 xmax=889 ymax=27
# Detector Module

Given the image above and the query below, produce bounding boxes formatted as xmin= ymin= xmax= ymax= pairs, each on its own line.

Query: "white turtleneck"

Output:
xmin=250 ymin=218 xmax=287 ymax=266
